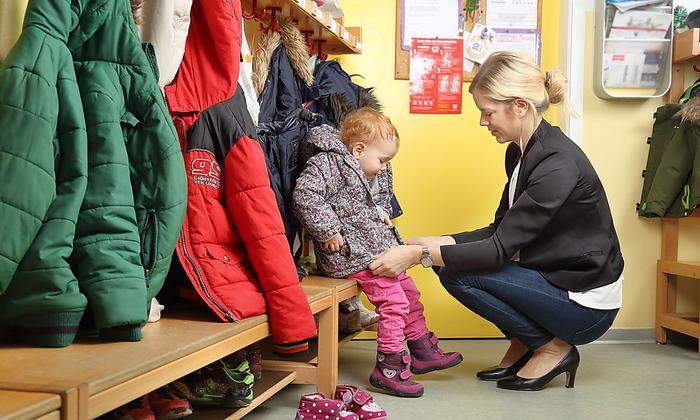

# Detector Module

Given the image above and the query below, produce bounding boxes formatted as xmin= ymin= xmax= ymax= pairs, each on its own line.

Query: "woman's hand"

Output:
xmin=406 ymin=235 xmax=456 ymax=247
xmin=369 ymin=245 xmax=422 ymax=277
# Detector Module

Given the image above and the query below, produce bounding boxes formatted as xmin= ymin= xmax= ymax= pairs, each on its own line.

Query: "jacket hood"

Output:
xmin=330 ymin=86 xmax=383 ymax=125
xmin=23 ymin=0 xmax=110 ymax=46
xmin=252 ymin=18 xmax=313 ymax=95
xmin=305 ymin=125 xmax=350 ymax=156
xmin=164 ymin=0 xmax=241 ymax=113
xmin=679 ymin=96 xmax=700 ymax=125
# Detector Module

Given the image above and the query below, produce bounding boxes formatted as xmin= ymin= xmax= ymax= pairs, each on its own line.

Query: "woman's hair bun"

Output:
xmin=544 ymin=68 xmax=566 ymax=105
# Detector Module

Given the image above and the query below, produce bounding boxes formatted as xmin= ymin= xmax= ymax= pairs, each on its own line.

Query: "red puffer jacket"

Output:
xmin=164 ymin=0 xmax=316 ymax=353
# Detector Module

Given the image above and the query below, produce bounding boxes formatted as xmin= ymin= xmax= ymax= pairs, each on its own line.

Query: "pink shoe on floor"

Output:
xmin=369 ymin=351 xmax=424 ymax=398
xmin=334 ymin=385 xmax=387 ymax=419
xmin=408 ymin=332 xmax=463 ymax=375
xmin=296 ymin=393 xmax=359 ymax=420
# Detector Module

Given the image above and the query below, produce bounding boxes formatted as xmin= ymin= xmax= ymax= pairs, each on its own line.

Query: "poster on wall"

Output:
xmin=486 ymin=0 xmax=538 ymax=30
xmin=491 ymin=29 xmax=541 ymax=64
xmin=401 ymin=0 xmax=462 ymax=50
xmin=409 ymin=38 xmax=464 ymax=114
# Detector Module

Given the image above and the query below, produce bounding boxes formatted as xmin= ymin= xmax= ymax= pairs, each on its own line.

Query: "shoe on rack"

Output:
xmin=170 ymin=369 xmax=226 ymax=408
xmin=339 ymin=301 xmax=362 ymax=333
xmin=170 ymin=361 xmax=253 ymax=409
xmin=245 ymin=343 xmax=263 ymax=381
xmin=111 ymin=396 xmax=155 ymax=420
xmin=215 ymin=360 xmax=254 ymax=407
xmin=147 ymin=387 xmax=192 ymax=419
xmin=334 ymin=384 xmax=386 ymax=419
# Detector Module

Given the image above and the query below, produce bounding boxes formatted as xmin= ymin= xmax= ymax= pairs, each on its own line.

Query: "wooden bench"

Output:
xmin=0 ymin=282 xmax=342 ymax=419
xmin=0 ymin=390 xmax=62 ymax=420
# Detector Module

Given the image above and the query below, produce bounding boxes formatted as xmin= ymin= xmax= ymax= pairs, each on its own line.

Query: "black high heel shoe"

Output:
xmin=476 ymin=351 xmax=533 ymax=381
xmin=496 ymin=346 xmax=580 ymax=391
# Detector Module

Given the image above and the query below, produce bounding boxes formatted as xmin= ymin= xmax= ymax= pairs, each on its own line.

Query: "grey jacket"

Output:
xmin=293 ymin=125 xmax=402 ymax=278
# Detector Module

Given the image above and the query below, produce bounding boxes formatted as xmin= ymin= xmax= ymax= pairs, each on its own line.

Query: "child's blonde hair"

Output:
xmin=340 ymin=107 xmax=398 ymax=148
xmin=469 ymin=51 xmax=567 ymax=116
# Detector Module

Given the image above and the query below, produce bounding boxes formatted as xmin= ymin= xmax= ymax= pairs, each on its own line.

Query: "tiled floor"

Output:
xmin=238 ymin=339 xmax=700 ymax=420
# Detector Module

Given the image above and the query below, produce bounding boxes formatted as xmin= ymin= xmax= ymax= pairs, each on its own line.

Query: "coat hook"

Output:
xmin=260 ymin=7 xmax=282 ymax=33
xmin=243 ymin=0 xmax=258 ymax=20
xmin=301 ymin=30 xmax=315 ymax=52
xmin=315 ymin=39 xmax=327 ymax=60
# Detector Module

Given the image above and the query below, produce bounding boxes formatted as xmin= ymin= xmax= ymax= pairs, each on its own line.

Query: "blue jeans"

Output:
xmin=439 ymin=262 xmax=618 ymax=350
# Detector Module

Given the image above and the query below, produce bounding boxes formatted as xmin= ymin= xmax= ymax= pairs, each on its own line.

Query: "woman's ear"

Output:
xmin=352 ymin=142 xmax=365 ymax=158
xmin=512 ymin=98 xmax=530 ymax=118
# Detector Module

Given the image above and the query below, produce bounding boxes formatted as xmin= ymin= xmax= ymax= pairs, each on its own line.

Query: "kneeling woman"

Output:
xmin=369 ymin=52 xmax=623 ymax=391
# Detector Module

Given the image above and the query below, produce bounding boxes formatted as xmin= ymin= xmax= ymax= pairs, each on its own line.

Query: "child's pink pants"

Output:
xmin=349 ymin=269 xmax=429 ymax=354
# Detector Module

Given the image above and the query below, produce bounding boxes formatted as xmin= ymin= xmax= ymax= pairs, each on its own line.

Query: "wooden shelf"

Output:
xmin=0 ymin=390 xmax=61 ymax=420
xmin=188 ymin=370 xmax=296 ymax=420
xmin=668 ymin=30 xmax=700 ymax=101
xmin=673 ymin=29 xmax=700 ymax=64
xmin=658 ymin=313 xmax=700 ymax=339
xmin=658 ymin=260 xmax=700 ymax=279
xmin=243 ymin=0 xmax=361 ymax=54
xmin=656 ymin=216 xmax=700 ymax=353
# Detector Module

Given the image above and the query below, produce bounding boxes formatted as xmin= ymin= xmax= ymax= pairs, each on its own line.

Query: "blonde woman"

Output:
xmin=369 ymin=52 xmax=623 ymax=391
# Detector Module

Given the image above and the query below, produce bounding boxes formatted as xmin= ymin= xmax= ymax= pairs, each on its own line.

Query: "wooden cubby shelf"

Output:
xmin=673 ymin=28 xmax=700 ymax=64
xmin=188 ymin=370 xmax=297 ymax=420
xmin=656 ymin=211 xmax=700 ymax=353
xmin=243 ymin=0 xmax=362 ymax=55
xmin=669 ymin=29 xmax=700 ymax=102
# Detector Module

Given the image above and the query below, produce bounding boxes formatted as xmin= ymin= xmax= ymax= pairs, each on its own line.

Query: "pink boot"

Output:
xmin=408 ymin=332 xmax=463 ymax=374
xmin=334 ymin=385 xmax=387 ymax=419
xmin=369 ymin=351 xmax=424 ymax=398
xmin=296 ymin=393 xmax=358 ymax=420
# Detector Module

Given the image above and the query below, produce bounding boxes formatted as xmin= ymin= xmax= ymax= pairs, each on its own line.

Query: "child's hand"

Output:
xmin=323 ymin=233 xmax=344 ymax=252
xmin=381 ymin=213 xmax=393 ymax=226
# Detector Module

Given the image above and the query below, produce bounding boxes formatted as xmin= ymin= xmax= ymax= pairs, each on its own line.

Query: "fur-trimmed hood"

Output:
xmin=308 ymin=59 xmax=384 ymax=127
xmin=330 ymin=86 xmax=382 ymax=125
xmin=253 ymin=18 xmax=313 ymax=95
xmin=680 ymin=95 xmax=700 ymax=125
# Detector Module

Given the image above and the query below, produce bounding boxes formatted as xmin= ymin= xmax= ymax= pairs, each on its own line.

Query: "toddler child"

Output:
xmin=293 ymin=108 xmax=462 ymax=397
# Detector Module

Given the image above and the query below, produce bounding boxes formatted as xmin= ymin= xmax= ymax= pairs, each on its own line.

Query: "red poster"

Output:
xmin=410 ymin=38 xmax=463 ymax=114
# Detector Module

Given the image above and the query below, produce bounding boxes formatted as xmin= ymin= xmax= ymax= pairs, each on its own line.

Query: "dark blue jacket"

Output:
xmin=257 ymin=44 xmax=320 ymax=250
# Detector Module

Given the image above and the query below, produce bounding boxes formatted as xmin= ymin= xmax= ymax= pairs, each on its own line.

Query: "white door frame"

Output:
xmin=559 ymin=0 xmax=594 ymax=147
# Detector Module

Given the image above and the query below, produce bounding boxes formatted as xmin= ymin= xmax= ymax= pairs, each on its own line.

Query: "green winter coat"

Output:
xmin=0 ymin=0 xmax=186 ymax=347
xmin=639 ymin=96 xmax=700 ymax=218
xmin=0 ymin=0 xmax=90 ymax=346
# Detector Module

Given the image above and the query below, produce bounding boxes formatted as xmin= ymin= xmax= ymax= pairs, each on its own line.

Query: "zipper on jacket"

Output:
xmin=682 ymin=185 xmax=691 ymax=216
xmin=179 ymin=231 xmax=238 ymax=322
xmin=140 ymin=211 xmax=158 ymax=287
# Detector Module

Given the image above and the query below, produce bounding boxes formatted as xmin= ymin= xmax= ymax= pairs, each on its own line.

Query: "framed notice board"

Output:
xmin=395 ymin=0 xmax=543 ymax=82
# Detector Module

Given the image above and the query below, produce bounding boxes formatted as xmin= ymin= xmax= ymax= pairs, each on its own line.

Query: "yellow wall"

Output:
xmin=0 ymin=0 xmax=27 ymax=61
xmin=339 ymin=2 xmax=698 ymax=337
xmin=339 ymin=0 xmax=561 ymax=337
